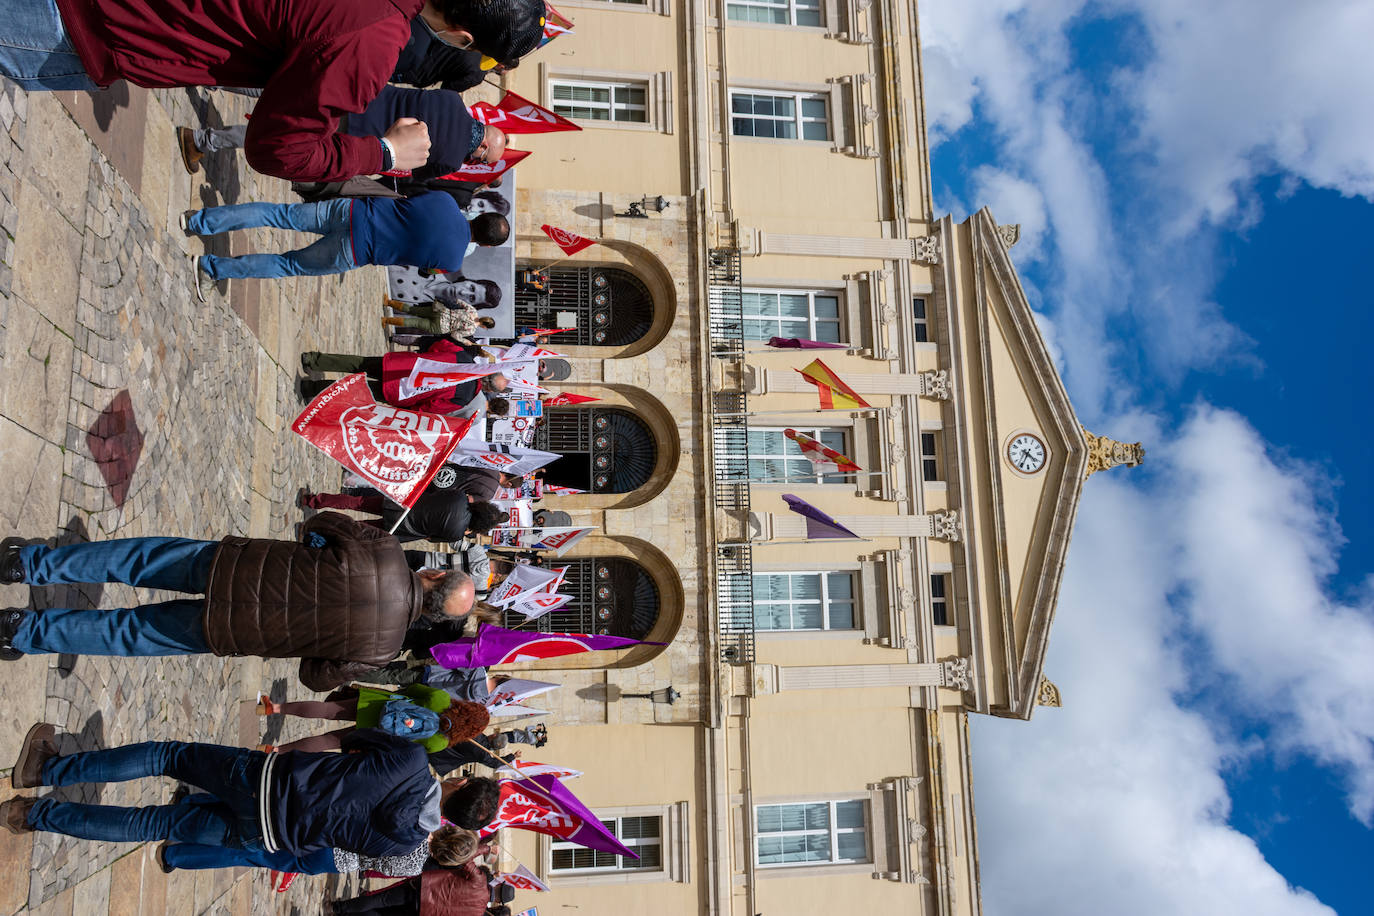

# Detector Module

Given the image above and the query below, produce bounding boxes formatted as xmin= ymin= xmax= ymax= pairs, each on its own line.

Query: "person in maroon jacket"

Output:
xmin=299 ymin=338 xmax=511 ymax=416
xmin=0 ymin=0 xmax=545 ymax=182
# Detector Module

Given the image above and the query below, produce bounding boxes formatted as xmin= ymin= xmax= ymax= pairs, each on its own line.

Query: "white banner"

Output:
xmin=487 ymin=564 xmax=563 ymax=607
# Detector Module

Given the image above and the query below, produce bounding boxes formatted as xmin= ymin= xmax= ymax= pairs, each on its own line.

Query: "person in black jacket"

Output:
xmin=302 ymin=489 xmax=508 ymax=544
xmin=2 ymin=724 xmax=438 ymax=864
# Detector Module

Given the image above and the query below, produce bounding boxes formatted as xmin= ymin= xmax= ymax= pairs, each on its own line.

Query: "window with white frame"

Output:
xmin=742 ymin=288 xmax=843 ymax=343
xmin=755 ymin=800 xmax=869 ymax=866
xmin=931 ymin=574 xmax=951 ymax=626
xmin=726 ymin=0 xmax=822 ymax=26
xmin=730 ymin=89 xmax=830 ymax=140
xmin=912 ymin=297 xmax=929 ymax=342
xmin=551 ymin=814 xmax=662 ymax=873
xmin=752 ymin=571 xmax=856 ymax=631
xmin=551 ymin=78 xmax=649 ymax=123
xmin=746 ymin=427 xmax=850 ymax=483
xmin=920 ymin=432 xmax=940 ymax=482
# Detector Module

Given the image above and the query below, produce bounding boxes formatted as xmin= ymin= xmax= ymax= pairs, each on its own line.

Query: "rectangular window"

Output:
xmin=931 ymin=574 xmax=950 ymax=626
xmin=912 ymin=297 xmax=929 ymax=343
xmin=726 ymin=0 xmax=822 ymax=26
xmin=755 ymin=800 xmax=868 ymax=866
xmin=551 ymin=78 xmax=648 ymax=123
xmin=741 ymin=288 xmax=843 ymax=343
xmin=920 ymin=432 xmax=939 ymax=482
xmin=730 ymin=90 xmax=830 ymax=141
xmin=752 ymin=571 xmax=856 ymax=631
xmin=746 ymin=426 xmax=850 ymax=484
xmin=551 ymin=815 xmax=663 ymax=873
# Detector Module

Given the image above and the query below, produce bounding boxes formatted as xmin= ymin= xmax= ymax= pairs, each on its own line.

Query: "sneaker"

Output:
xmin=0 ymin=796 xmax=36 ymax=835
xmin=295 ymin=487 xmax=313 ymax=510
xmin=1 ymin=538 xmax=26 ymax=584
xmin=0 ymin=609 xmax=28 ymax=662
xmin=12 ymin=723 xmax=58 ymax=789
xmin=189 ymin=255 xmax=211 ymax=303
xmin=178 ymin=209 xmax=197 ymax=235
xmin=255 ymin=694 xmax=277 ymax=716
xmin=177 ymin=127 xmax=204 ymax=174
xmin=299 ymin=351 xmax=320 ymax=374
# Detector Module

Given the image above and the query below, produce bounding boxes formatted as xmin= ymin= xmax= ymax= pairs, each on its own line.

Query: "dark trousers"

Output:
xmin=332 ymin=877 xmax=421 ymax=915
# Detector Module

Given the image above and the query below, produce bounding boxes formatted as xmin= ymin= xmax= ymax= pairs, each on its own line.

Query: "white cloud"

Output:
xmin=971 ymin=167 xmax=1049 ymax=262
xmin=1169 ymin=408 xmax=1374 ymax=822
xmin=972 ymin=416 xmax=1350 ymax=914
xmin=1125 ymin=0 xmax=1374 ymax=233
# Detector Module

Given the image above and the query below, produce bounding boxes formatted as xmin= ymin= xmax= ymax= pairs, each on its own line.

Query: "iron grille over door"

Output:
xmin=535 ymin=408 xmax=656 ymax=493
xmin=500 ymin=557 xmax=660 ymax=638
xmin=514 ymin=266 xmax=653 ymax=346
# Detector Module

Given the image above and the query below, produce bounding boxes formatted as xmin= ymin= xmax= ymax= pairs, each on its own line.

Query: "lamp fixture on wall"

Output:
xmin=617 ymin=194 xmax=671 ymax=219
xmin=622 ymin=685 xmax=680 ymax=705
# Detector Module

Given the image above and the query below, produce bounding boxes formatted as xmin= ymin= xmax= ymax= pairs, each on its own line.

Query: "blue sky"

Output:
xmin=920 ymin=2 xmax=1374 ymax=913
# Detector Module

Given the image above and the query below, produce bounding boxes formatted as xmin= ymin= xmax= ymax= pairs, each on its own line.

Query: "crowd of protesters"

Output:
xmin=0 ymin=0 xmax=597 ymax=911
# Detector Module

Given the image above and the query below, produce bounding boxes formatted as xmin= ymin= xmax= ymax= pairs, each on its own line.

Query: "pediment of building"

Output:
xmin=950 ymin=208 xmax=1088 ymax=719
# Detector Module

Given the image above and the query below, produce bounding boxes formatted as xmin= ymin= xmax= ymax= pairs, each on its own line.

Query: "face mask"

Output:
xmin=418 ymin=14 xmax=501 ymax=69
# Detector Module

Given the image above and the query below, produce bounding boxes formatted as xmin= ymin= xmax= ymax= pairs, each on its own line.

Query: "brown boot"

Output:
xmin=177 ymin=127 xmax=204 ymax=174
xmin=12 ymin=723 xmax=58 ymax=789
xmin=1 ymin=796 xmax=36 ymax=834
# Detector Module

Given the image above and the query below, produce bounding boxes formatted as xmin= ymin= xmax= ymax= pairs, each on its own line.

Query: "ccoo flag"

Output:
xmin=541 ymin=224 xmax=596 ymax=256
xmin=781 ymin=493 xmax=862 ymax=540
xmin=471 ymin=91 xmax=581 ymax=134
xmin=796 ymin=359 xmax=871 ymax=410
xmin=485 ymin=774 xmax=639 ymax=859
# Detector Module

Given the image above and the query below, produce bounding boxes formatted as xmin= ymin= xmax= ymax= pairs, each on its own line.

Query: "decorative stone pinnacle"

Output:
xmin=1037 ymin=676 xmax=1062 ymax=707
xmin=1082 ymin=428 xmax=1145 ymax=479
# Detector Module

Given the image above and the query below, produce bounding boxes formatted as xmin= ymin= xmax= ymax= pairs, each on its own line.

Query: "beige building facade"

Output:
xmin=478 ymin=1 xmax=1140 ymax=913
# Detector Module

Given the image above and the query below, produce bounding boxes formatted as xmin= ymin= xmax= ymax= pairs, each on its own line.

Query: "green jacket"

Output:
xmin=357 ymin=684 xmax=452 ymax=753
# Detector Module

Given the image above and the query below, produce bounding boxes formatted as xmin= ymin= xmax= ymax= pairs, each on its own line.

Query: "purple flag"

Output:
xmin=781 ymin=493 xmax=862 ymax=539
xmin=430 ymin=624 xmax=660 ymax=668
xmin=487 ymin=774 xmax=639 ymax=859
xmin=766 ymin=336 xmax=847 ymax=350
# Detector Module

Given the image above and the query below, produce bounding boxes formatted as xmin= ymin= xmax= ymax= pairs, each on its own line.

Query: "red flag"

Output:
xmin=291 ymin=374 xmax=471 ymax=508
xmin=484 ymin=775 xmax=639 ymax=859
xmin=541 ymin=224 xmax=595 ymax=256
xmin=544 ymin=391 xmax=599 ymax=407
xmin=471 ymin=91 xmax=581 ymax=134
xmin=442 ymin=148 xmax=531 ymax=183
xmin=541 ymin=3 xmax=575 ymax=46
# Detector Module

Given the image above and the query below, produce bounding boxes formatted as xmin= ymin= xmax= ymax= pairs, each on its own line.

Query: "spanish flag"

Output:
xmin=796 ymin=359 xmax=871 ymax=410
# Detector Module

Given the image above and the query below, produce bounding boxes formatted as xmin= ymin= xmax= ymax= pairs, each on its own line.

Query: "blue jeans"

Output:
xmin=11 ymin=538 xmax=218 ymax=656
xmin=27 ymin=742 xmax=267 ymax=851
xmin=164 ymin=833 xmax=336 ymax=872
xmin=191 ymin=199 xmax=357 ymax=280
xmin=0 ymin=0 xmax=97 ymax=90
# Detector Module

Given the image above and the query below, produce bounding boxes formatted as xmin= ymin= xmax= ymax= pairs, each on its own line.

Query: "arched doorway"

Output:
xmin=535 ymin=407 xmax=656 ymax=494
xmin=499 ymin=556 xmax=660 ymax=638
xmin=514 ymin=266 xmax=653 ymax=346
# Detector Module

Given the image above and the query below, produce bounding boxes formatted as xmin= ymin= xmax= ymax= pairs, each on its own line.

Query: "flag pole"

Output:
xmin=712 ymin=407 xmax=883 ymax=419
xmin=472 ymin=739 xmax=542 ymax=783
xmin=387 ymin=505 xmax=414 ymax=535
xmin=752 ymin=536 xmax=875 ymax=544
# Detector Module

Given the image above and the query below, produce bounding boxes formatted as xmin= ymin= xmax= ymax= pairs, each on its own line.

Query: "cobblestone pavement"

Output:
xmin=0 ymin=80 xmax=389 ymax=915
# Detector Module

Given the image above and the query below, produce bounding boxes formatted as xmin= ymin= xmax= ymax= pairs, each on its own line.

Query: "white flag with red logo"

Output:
xmin=488 ymin=564 xmax=563 ymax=607
xmin=471 ymin=91 xmax=581 ymax=135
xmin=540 ymin=224 xmax=596 ymax=256
xmin=453 ymin=443 xmax=561 ymax=476
xmin=485 ymin=677 xmax=559 ymax=712
xmin=291 ymin=374 xmax=471 ymax=508
xmin=784 ymin=427 xmax=862 ymax=474
xmin=498 ymin=759 xmax=582 ymax=782
xmin=491 ymin=863 xmax=551 ymax=893
xmin=489 ymin=526 xmax=594 ymax=556
xmin=395 ymin=358 xmax=506 ymax=402
xmin=509 ymin=591 xmax=571 ymax=621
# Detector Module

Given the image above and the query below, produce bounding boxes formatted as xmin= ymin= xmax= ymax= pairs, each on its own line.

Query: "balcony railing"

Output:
xmin=708 ymin=247 xmax=744 ymax=358
xmin=716 ymin=542 xmax=755 ymax=664
xmin=711 ymin=390 xmax=751 ymax=513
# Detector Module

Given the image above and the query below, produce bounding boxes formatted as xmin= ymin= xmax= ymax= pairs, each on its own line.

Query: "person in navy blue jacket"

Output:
xmin=2 ymin=723 xmax=440 ymax=866
xmin=182 ymin=194 xmax=509 ymax=300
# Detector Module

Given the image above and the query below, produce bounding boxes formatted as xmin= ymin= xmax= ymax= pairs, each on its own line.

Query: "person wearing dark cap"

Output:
xmin=0 ymin=0 xmax=543 ymax=183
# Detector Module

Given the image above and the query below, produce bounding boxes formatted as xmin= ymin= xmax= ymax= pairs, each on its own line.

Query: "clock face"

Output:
xmin=1007 ymin=434 xmax=1047 ymax=474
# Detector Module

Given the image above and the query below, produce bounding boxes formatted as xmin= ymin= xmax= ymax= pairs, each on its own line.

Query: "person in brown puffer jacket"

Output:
xmin=0 ymin=512 xmax=475 ymax=690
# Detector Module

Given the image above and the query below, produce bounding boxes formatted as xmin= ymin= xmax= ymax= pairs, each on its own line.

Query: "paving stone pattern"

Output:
xmin=0 ymin=79 xmax=388 ymax=915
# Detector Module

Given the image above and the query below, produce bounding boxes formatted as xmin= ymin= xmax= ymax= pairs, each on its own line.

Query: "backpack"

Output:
xmin=377 ymin=695 xmax=441 ymax=740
